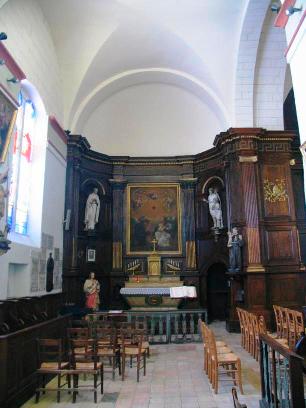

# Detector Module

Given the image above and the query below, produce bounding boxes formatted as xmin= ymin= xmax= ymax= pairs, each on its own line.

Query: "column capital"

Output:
xmin=109 ymin=178 xmax=128 ymax=190
xmin=179 ymin=177 xmax=198 ymax=189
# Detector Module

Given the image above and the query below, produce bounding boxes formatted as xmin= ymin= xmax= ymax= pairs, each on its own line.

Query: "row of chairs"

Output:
xmin=67 ymin=326 xmax=149 ymax=381
xmin=236 ymin=308 xmax=288 ymax=361
xmin=199 ymin=320 xmax=243 ymax=394
xmin=36 ymin=326 xmax=149 ymax=403
xmin=36 ymin=338 xmax=103 ymax=403
xmin=273 ymin=305 xmax=304 ymax=349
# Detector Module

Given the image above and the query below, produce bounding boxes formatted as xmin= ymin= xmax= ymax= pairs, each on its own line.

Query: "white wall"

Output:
xmin=254 ymin=11 xmax=288 ymax=129
xmin=0 ymin=0 xmax=66 ymax=299
xmin=282 ymin=1 xmax=306 ymax=198
xmin=0 ymin=0 xmax=63 ymax=122
xmin=82 ymin=83 xmax=223 ymax=156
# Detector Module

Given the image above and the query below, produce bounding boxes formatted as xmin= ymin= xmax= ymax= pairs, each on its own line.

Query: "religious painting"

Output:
xmin=0 ymin=91 xmax=17 ymax=163
xmin=127 ymin=183 xmax=182 ymax=254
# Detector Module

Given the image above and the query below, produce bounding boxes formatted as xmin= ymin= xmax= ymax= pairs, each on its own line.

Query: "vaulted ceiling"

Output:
xmin=37 ymin=0 xmax=257 ymax=155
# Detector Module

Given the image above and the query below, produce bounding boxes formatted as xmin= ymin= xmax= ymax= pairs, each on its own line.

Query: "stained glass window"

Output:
xmin=7 ymin=92 xmax=35 ymax=235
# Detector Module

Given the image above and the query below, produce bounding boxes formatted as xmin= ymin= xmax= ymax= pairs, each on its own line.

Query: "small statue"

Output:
xmin=83 ymin=272 xmax=100 ymax=311
xmin=203 ymin=187 xmax=223 ymax=229
xmin=84 ymin=187 xmax=100 ymax=231
xmin=46 ymin=253 xmax=54 ymax=292
xmin=227 ymin=227 xmax=243 ymax=272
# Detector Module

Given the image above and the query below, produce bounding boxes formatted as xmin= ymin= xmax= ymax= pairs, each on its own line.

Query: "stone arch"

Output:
xmin=235 ymin=0 xmax=270 ymax=126
xmin=70 ymin=68 xmax=230 ymax=134
xmin=253 ymin=9 xmax=288 ymax=129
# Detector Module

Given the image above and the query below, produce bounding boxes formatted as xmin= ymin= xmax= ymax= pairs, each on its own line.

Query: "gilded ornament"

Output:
xmin=263 ymin=178 xmax=288 ymax=203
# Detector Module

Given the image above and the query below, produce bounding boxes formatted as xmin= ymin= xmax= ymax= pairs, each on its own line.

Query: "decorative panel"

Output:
xmin=246 ymin=276 xmax=265 ymax=307
xmin=265 ymin=230 xmax=294 ymax=261
xmin=262 ymin=165 xmax=290 ymax=217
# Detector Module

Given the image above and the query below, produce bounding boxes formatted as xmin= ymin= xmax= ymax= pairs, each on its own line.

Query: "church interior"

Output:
xmin=0 ymin=1 xmax=306 ymax=407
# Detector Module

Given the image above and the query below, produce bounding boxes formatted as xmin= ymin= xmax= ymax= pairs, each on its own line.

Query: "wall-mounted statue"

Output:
xmin=46 ymin=252 xmax=54 ymax=292
xmin=84 ymin=187 xmax=100 ymax=231
xmin=203 ymin=187 xmax=223 ymax=229
xmin=227 ymin=227 xmax=243 ymax=272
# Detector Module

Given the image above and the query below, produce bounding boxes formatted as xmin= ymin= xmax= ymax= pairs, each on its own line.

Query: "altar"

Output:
xmin=120 ymin=243 xmax=195 ymax=309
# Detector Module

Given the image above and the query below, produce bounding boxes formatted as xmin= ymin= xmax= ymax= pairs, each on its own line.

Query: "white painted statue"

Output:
xmin=84 ymin=187 xmax=100 ymax=231
xmin=203 ymin=187 xmax=223 ymax=229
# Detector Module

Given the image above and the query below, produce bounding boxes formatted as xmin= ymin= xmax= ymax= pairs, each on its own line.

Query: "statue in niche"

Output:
xmin=227 ymin=227 xmax=243 ymax=273
xmin=46 ymin=252 xmax=54 ymax=292
xmin=203 ymin=187 xmax=223 ymax=229
xmin=83 ymin=272 xmax=100 ymax=311
xmin=84 ymin=187 xmax=100 ymax=231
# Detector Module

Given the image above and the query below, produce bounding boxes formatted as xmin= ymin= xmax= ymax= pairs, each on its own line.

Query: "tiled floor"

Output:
xmin=22 ymin=322 xmax=261 ymax=408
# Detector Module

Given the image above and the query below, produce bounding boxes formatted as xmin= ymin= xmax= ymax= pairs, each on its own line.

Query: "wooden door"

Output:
xmin=207 ymin=263 xmax=228 ymax=321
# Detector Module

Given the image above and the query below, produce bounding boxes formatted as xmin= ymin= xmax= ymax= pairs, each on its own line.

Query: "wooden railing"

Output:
xmin=259 ymin=333 xmax=305 ymax=408
xmin=126 ymin=309 xmax=207 ymax=343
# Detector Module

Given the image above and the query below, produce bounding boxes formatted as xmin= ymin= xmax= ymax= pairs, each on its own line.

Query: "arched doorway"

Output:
xmin=207 ymin=263 xmax=228 ymax=322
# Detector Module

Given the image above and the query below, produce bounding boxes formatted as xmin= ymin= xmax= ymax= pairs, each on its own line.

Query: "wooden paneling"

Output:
xmin=246 ymin=275 xmax=266 ymax=308
xmin=64 ymin=129 xmax=305 ymax=325
xmin=0 ymin=315 xmax=71 ymax=408
xmin=265 ymin=229 xmax=296 ymax=262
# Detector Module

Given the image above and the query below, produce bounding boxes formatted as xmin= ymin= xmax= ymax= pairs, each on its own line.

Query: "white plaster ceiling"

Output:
xmin=37 ymin=0 xmax=249 ymax=155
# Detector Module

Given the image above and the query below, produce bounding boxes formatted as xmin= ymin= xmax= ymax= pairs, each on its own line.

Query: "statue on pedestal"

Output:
xmin=227 ymin=227 xmax=243 ymax=273
xmin=83 ymin=272 xmax=100 ymax=310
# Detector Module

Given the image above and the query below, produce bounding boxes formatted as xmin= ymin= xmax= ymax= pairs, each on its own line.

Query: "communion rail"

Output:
xmin=259 ymin=333 xmax=305 ymax=408
xmin=126 ymin=309 xmax=207 ymax=344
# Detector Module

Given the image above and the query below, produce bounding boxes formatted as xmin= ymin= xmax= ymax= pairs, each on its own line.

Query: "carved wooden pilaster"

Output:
xmin=63 ymin=135 xmax=90 ymax=302
xmin=239 ymin=156 xmax=265 ymax=272
xmin=180 ymin=178 xmax=197 ymax=269
xmin=110 ymin=178 xmax=127 ymax=271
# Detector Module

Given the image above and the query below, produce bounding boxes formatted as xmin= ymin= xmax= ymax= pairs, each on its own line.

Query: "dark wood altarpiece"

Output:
xmin=63 ymin=128 xmax=306 ymax=330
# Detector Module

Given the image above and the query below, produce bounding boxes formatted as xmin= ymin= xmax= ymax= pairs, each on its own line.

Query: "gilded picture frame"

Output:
xmin=126 ymin=183 xmax=182 ymax=255
xmin=0 ymin=91 xmax=18 ymax=163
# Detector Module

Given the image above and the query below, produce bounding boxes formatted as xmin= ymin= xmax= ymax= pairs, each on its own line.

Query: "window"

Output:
xmin=7 ymin=92 xmax=35 ymax=235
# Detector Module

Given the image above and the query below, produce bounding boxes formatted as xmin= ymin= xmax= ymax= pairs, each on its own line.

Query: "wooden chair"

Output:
xmin=236 ymin=308 xmax=245 ymax=349
xmin=96 ymin=328 xmax=120 ymax=380
xmin=280 ymin=307 xmax=289 ymax=341
xmin=286 ymin=308 xmax=297 ymax=349
xmin=250 ymin=313 xmax=260 ymax=361
xmin=241 ymin=310 xmax=250 ymax=353
xmin=200 ymin=321 xmax=228 ymax=376
xmin=35 ymin=338 xmax=70 ymax=403
xmin=135 ymin=321 xmax=150 ymax=357
xmin=121 ymin=331 xmax=146 ymax=382
xmin=294 ymin=310 xmax=305 ymax=339
xmin=258 ymin=315 xmax=288 ymax=348
xmin=69 ymin=338 xmax=103 ymax=403
xmin=232 ymin=387 xmax=247 ymax=408
xmin=205 ymin=325 xmax=232 ymax=384
xmin=208 ymin=329 xmax=243 ymax=394
xmin=273 ymin=305 xmax=282 ymax=338
xmin=67 ymin=327 xmax=89 ymax=340
xmin=247 ymin=313 xmax=256 ymax=358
